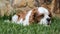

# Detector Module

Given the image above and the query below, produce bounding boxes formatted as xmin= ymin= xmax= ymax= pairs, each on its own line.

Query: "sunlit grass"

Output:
xmin=0 ymin=16 xmax=60 ymax=34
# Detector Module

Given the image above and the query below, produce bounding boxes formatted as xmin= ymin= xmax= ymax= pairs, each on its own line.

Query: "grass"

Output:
xmin=0 ymin=16 xmax=60 ymax=34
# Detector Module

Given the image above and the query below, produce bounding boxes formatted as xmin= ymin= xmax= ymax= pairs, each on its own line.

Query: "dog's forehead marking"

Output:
xmin=38 ymin=7 xmax=49 ymax=15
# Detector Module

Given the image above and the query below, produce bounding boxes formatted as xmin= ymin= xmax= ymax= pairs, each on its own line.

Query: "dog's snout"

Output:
xmin=46 ymin=18 xmax=51 ymax=22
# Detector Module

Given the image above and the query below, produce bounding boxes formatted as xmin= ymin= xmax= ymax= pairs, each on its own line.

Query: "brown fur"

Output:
xmin=16 ymin=7 xmax=38 ymax=24
xmin=34 ymin=11 xmax=44 ymax=23
xmin=16 ymin=10 xmax=27 ymax=21
xmin=29 ymin=7 xmax=38 ymax=24
xmin=16 ymin=7 xmax=52 ymax=24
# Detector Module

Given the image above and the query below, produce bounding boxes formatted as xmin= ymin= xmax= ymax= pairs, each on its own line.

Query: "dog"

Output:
xmin=12 ymin=7 xmax=52 ymax=26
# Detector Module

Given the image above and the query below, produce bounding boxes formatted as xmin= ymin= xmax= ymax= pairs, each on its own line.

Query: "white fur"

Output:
xmin=12 ymin=15 xmax=23 ymax=24
xmin=38 ymin=7 xmax=50 ymax=25
xmin=17 ymin=18 xmax=23 ymax=24
xmin=38 ymin=7 xmax=49 ymax=15
xmin=12 ymin=10 xmax=32 ymax=26
xmin=12 ymin=15 xmax=24 ymax=24
xmin=22 ymin=10 xmax=32 ymax=26
xmin=12 ymin=15 xmax=18 ymax=23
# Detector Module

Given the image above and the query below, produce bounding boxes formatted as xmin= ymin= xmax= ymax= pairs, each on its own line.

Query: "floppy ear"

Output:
xmin=32 ymin=7 xmax=38 ymax=19
xmin=32 ymin=8 xmax=40 ymax=23
xmin=29 ymin=8 xmax=38 ymax=24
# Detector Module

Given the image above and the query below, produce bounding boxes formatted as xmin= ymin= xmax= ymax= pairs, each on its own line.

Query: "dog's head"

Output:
xmin=34 ymin=7 xmax=52 ymax=25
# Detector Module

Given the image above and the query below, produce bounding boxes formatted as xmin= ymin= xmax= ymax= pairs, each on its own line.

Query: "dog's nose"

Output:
xmin=46 ymin=18 xmax=51 ymax=22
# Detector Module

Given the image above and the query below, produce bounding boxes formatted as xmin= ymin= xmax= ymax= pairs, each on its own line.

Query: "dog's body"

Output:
xmin=12 ymin=7 xmax=52 ymax=26
xmin=12 ymin=9 xmax=36 ymax=26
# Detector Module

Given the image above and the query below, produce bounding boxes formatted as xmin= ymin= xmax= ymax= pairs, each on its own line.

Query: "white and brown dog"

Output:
xmin=12 ymin=7 xmax=52 ymax=26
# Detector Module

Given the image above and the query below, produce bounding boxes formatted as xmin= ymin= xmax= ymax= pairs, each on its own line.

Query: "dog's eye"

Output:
xmin=40 ymin=14 xmax=44 ymax=18
xmin=37 ymin=14 xmax=44 ymax=18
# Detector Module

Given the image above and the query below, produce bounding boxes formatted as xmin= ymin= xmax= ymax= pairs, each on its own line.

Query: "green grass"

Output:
xmin=0 ymin=17 xmax=60 ymax=34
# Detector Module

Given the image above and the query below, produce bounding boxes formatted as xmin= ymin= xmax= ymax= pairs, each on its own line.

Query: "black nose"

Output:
xmin=46 ymin=18 xmax=51 ymax=22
